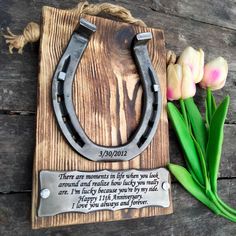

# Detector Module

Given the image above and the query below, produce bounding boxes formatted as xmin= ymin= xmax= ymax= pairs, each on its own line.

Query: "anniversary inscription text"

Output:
xmin=38 ymin=169 xmax=170 ymax=216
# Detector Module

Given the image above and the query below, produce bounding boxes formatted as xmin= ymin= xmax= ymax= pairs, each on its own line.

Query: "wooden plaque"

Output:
xmin=32 ymin=6 xmax=172 ymax=229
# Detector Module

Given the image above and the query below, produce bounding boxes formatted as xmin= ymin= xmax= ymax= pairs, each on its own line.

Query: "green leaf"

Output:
xmin=184 ymin=98 xmax=208 ymax=154
xmin=207 ymin=88 xmax=217 ymax=123
xmin=206 ymin=96 xmax=230 ymax=193
xmin=185 ymin=157 xmax=205 ymax=189
xmin=168 ymin=164 xmax=220 ymax=215
xmin=180 ymin=99 xmax=189 ymax=128
xmin=167 ymin=102 xmax=204 ymax=185
xmin=191 ymin=135 xmax=210 ymax=192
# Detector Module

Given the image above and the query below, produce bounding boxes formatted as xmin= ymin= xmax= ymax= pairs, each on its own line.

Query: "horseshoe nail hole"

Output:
xmin=149 ymin=110 xmax=157 ymax=123
xmin=154 ymin=92 xmax=158 ymax=100
xmin=61 ymin=114 xmax=85 ymax=147
xmin=66 ymin=124 xmax=85 ymax=147
xmin=72 ymin=134 xmax=85 ymax=147
xmin=57 ymin=81 xmax=64 ymax=95
xmin=153 ymin=104 xmax=158 ymax=111
xmin=148 ymin=120 xmax=154 ymax=127
xmin=62 ymin=115 xmax=69 ymax=122
xmin=57 ymin=95 xmax=61 ymax=102
xmin=57 ymin=95 xmax=64 ymax=103
xmin=59 ymin=104 xmax=68 ymax=117
xmin=144 ymin=126 xmax=152 ymax=139
xmin=76 ymin=138 xmax=85 ymax=147
xmin=62 ymin=56 xmax=71 ymax=72
xmin=137 ymin=135 xmax=148 ymax=148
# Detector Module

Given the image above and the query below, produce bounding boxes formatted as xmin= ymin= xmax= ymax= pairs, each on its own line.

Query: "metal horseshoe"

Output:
xmin=52 ymin=18 xmax=162 ymax=161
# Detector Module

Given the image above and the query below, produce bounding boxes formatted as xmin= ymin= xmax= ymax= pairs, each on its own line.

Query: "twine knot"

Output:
xmin=3 ymin=1 xmax=175 ymax=66
xmin=3 ymin=1 xmax=146 ymax=54
xmin=4 ymin=22 xmax=40 ymax=54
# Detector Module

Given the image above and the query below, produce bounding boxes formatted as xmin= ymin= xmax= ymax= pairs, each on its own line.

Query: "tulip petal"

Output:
xmin=196 ymin=48 xmax=204 ymax=83
xmin=181 ymin=64 xmax=196 ymax=99
xmin=211 ymin=78 xmax=226 ymax=91
xmin=178 ymin=46 xmax=204 ymax=83
xmin=167 ymin=64 xmax=182 ymax=100
xmin=200 ymin=57 xmax=228 ymax=90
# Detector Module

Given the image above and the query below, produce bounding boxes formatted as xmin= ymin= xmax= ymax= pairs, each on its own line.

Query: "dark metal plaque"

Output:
xmin=38 ymin=168 xmax=170 ymax=217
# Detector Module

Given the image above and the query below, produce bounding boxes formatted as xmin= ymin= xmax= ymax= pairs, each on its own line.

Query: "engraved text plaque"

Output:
xmin=38 ymin=168 xmax=170 ymax=217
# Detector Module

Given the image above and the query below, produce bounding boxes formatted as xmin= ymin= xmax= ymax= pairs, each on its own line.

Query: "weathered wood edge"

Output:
xmin=150 ymin=0 xmax=236 ymax=30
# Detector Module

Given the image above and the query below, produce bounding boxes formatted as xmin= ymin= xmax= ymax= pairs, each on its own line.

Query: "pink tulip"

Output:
xmin=178 ymin=46 xmax=204 ymax=83
xmin=167 ymin=64 xmax=196 ymax=101
xmin=200 ymin=57 xmax=228 ymax=91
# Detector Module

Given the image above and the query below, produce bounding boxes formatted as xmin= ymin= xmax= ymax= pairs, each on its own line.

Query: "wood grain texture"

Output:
xmin=32 ymin=6 xmax=171 ymax=229
xmin=0 ymin=115 xmax=35 ymax=193
xmin=151 ymin=0 xmax=236 ymax=30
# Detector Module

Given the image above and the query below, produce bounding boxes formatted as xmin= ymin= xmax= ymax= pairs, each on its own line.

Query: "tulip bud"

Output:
xmin=167 ymin=64 xmax=182 ymax=101
xmin=181 ymin=64 xmax=196 ymax=99
xmin=167 ymin=64 xmax=196 ymax=101
xmin=178 ymin=46 xmax=204 ymax=83
xmin=200 ymin=57 xmax=228 ymax=91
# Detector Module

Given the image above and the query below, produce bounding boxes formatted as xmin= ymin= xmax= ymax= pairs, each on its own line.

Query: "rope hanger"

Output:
xmin=3 ymin=1 xmax=176 ymax=65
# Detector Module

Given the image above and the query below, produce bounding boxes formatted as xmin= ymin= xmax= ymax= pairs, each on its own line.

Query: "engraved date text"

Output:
xmin=99 ymin=150 xmax=127 ymax=158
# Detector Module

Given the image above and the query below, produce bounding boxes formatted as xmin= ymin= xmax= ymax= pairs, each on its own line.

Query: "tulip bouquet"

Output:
xmin=167 ymin=47 xmax=236 ymax=221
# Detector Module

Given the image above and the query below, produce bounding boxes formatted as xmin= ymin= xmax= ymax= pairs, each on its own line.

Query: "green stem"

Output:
xmin=218 ymin=210 xmax=236 ymax=223
xmin=207 ymin=88 xmax=212 ymax=122
xmin=208 ymin=191 xmax=236 ymax=222
xmin=180 ymin=99 xmax=189 ymax=129
xmin=215 ymin=192 xmax=236 ymax=215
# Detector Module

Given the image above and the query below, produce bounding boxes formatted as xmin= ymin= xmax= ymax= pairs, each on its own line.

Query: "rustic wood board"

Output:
xmin=32 ymin=6 xmax=172 ymax=229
